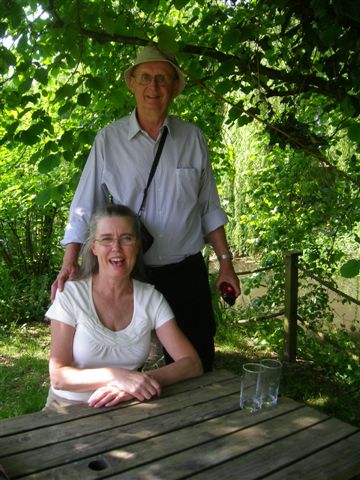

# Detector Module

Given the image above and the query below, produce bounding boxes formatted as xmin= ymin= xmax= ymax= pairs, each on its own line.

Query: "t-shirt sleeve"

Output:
xmin=137 ymin=282 xmax=175 ymax=330
xmin=150 ymin=288 xmax=175 ymax=330
xmin=45 ymin=287 xmax=77 ymax=328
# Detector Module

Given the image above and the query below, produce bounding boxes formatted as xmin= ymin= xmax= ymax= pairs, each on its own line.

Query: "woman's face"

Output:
xmin=91 ymin=216 xmax=139 ymax=280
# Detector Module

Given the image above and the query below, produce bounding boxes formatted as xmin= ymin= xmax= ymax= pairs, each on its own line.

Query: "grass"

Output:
xmin=0 ymin=322 xmax=50 ymax=418
xmin=1 ymin=313 xmax=359 ymax=428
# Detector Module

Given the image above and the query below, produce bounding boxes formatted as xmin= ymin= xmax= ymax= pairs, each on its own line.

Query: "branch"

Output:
xmin=49 ymin=19 xmax=346 ymax=101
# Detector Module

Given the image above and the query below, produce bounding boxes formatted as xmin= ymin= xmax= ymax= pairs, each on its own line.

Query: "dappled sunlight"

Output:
xmin=109 ymin=449 xmax=136 ymax=461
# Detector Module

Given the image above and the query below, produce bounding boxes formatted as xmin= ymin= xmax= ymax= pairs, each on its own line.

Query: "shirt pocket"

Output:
xmin=175 ymin=168 xmax=200 ymax=205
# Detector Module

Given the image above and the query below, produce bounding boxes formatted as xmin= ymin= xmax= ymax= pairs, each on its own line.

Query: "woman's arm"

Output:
xmin=145 ymin=319 xmax=204 ymax=385
xmin=49 ymin=320 xmax=160 ymax=401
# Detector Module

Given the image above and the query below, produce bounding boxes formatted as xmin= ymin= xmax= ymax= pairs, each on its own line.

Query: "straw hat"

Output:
xmin=124 ymin=46 xmax=186 ymax=95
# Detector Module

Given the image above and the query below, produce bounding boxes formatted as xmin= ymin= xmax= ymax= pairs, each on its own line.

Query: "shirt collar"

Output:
xmin=128 ymin=109 xmax=172 ymax=140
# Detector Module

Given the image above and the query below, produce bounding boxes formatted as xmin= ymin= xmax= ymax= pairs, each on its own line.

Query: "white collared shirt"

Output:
xmin=62 ymin=110 xmax=227 ymax=266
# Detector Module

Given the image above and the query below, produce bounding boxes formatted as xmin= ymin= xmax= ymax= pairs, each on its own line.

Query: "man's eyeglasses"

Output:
xmin=95 ymin=235 xmax=136 ymax=247
xmin=131 ymin=73 xmax=176 ymax=87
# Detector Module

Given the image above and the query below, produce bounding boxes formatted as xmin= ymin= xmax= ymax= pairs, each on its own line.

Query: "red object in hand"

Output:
xmin=220 ymin=282 xmax=236 ymax=306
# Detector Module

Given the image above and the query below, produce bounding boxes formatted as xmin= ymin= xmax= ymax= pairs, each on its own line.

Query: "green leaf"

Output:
xmin=17 ymin=77 xmax=33 ymax=95
xmin=340 ymin=96 xmax=356 ymax=117
xmin=17 ymin=124 xmax=44 ymax=145
xmin=226 ymin=106 xmax=246 ymax=125
xmin=78 ymin=130 xmax=95 ymax=145
xmin=44 ymin=140 xmax=58 ymax=152
xmin=52 ymin=183 xmax=67 ymax=201
xmin=216 ymin=79 xmax=234 ymax=95
xmin=60 ymin=131 xmax=74 ymax=149
xmin=236 ymin=115 xmax=252 ymax=127
xmin=0 ymin=46 xmax=17 ymax=74
xmin=77 ymin=93 xmax=91 ymax=107
xmin=58 ymin=101 xmax=74 ymax=116
xmin=340 ymin=259 xmax=360 ymax=278
xmin=35 ymin=185 xmax=66 ymax=205
xmin=0 ymin=21 xmax=7 ymax=37
xmin=63 ymin=149 xmax=74 ymax=162
xmin=34 ymin=68 xmax=48 ymax=85
xmin=37 ymin=154 xmax=61 ymax=174
xmin=56 ymin=84 xmax=76 ymax=100
xmin=137 ymin=0 xmax=158 ymax=14
xmin=348 ymin=124 xmax=360 ymax=143
xmin=157 ymin=24 xmax=178 ymax=52
xmin=100 ymin=14 xmax=117 ymax=35
xmin=35 ymin=188 xmax=54 ymax=205
xmin=86 ymin=75 xmax=106 ymax=91
xmin=173 ymin=0 xmax=191 ymax=9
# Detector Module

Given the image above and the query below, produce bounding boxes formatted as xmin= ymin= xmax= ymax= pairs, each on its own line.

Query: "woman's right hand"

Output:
xmin=87 ymin=371 xmax=161 ymax=408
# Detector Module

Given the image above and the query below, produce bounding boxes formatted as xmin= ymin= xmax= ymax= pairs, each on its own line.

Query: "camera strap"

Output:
xmin=138 ymin=126 xmax=168 ymax=216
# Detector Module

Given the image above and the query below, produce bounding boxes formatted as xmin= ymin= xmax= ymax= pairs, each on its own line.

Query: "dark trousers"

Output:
xmin=147 ymin=252 xmax=216 ymax=372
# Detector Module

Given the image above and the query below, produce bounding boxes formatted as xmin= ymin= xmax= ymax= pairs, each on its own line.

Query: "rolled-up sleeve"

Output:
xmin=197 ymin=131 xmax=228 ymax=236
xmin=61 ymin=134 xmax=106 ymax=245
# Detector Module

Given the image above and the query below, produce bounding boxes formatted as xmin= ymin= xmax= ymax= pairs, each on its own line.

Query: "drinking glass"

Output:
xmin=240 ymin=363 xmax=264 ymax=412
xmin=260 ymin=358 xmax=282 ymax=407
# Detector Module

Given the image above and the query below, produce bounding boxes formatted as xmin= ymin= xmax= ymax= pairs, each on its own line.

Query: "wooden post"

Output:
xmin=284 ymin=251 xmax=301 ymax=363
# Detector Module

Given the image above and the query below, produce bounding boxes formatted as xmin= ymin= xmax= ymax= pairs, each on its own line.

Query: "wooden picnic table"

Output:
xmin=0 ymin=369 xmax=359 ymax=479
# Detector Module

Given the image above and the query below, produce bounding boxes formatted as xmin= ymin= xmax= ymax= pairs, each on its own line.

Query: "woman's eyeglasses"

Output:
xmin=95 ymin=235 xmax=136 ymax=247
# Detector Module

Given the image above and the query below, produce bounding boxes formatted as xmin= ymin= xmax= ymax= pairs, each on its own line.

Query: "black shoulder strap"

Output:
xmin=138 ymin=126 xmax=168 ymax=216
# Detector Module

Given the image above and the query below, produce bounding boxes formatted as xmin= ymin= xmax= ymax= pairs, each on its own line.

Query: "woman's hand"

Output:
xmin=87 ymin=385 xmax=133 ymax=408
xmin=87 ymin=371 xmax=161 ymax=408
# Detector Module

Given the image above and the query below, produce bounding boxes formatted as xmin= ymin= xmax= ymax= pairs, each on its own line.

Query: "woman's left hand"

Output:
xmin=88 ymin=384 xmax=134 ymax=408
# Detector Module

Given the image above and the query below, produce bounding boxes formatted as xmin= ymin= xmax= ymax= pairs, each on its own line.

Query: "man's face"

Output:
xmin=130 ymin=61 xmax=180 ymax=118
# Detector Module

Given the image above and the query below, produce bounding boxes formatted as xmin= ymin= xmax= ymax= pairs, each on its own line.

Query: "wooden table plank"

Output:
xmin=0 ymin=369 xmax=237 ymax=437
xmin=187 ymin=419 xmax=359 ymax=480
xmin=107 ymin=405 xmax=331 ymax=479
xmin=264 ymin=431 xmax=360 ymax=480
xmin=0 ymin=374 xmax=241 ymax=456
xmin=2 ymin=399 xmax=302 ymax=479
xmin=1 ymin=370 xmax=358 ymax=480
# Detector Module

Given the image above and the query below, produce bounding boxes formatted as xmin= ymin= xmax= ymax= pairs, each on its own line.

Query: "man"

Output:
xmin=52 ymin=46 xmax=240 ymax=372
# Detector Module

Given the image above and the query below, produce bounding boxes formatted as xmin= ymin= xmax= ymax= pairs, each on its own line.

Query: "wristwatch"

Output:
xmin=217 ymin=252 xmax=233 ymax=261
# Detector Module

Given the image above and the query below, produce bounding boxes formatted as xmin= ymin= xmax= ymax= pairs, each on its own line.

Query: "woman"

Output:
xmin=45 ymin=205 xmax=203 ymax=411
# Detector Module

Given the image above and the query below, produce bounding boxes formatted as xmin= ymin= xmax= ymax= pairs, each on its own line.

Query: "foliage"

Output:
xmin=1 ymin=0 xmax=360 ymax=170
xmin=0 ymin=1 xmax=359 ymax=325
xmin=0 ymin=271 xmax=51 ymax=324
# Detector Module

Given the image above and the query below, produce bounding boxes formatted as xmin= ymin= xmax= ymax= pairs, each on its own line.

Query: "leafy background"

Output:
xmin=0 ymin=0 xmax=359 ymax=419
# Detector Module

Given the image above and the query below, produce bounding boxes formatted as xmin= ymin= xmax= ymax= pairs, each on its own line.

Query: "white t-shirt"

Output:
xmin=46 ymin=277 xmax=174 ymax=401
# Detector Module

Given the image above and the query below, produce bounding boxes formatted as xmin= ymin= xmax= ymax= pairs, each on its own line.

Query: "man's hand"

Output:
xmin=216 ymin=263 xmax=241 ymax=298
xmin=50 ymin=243 xmax=82 ymax=302
xmin=51 ymin=263 xmax=79 ymax=302
xmin=206 ymin=226 xmax=241 ymax=298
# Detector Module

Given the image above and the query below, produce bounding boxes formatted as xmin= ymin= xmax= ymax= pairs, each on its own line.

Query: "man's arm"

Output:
xmin=50 ymin=243 xmax=82 ymax=302
xmin=207 ymin=226 xmax=241 ymax=297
